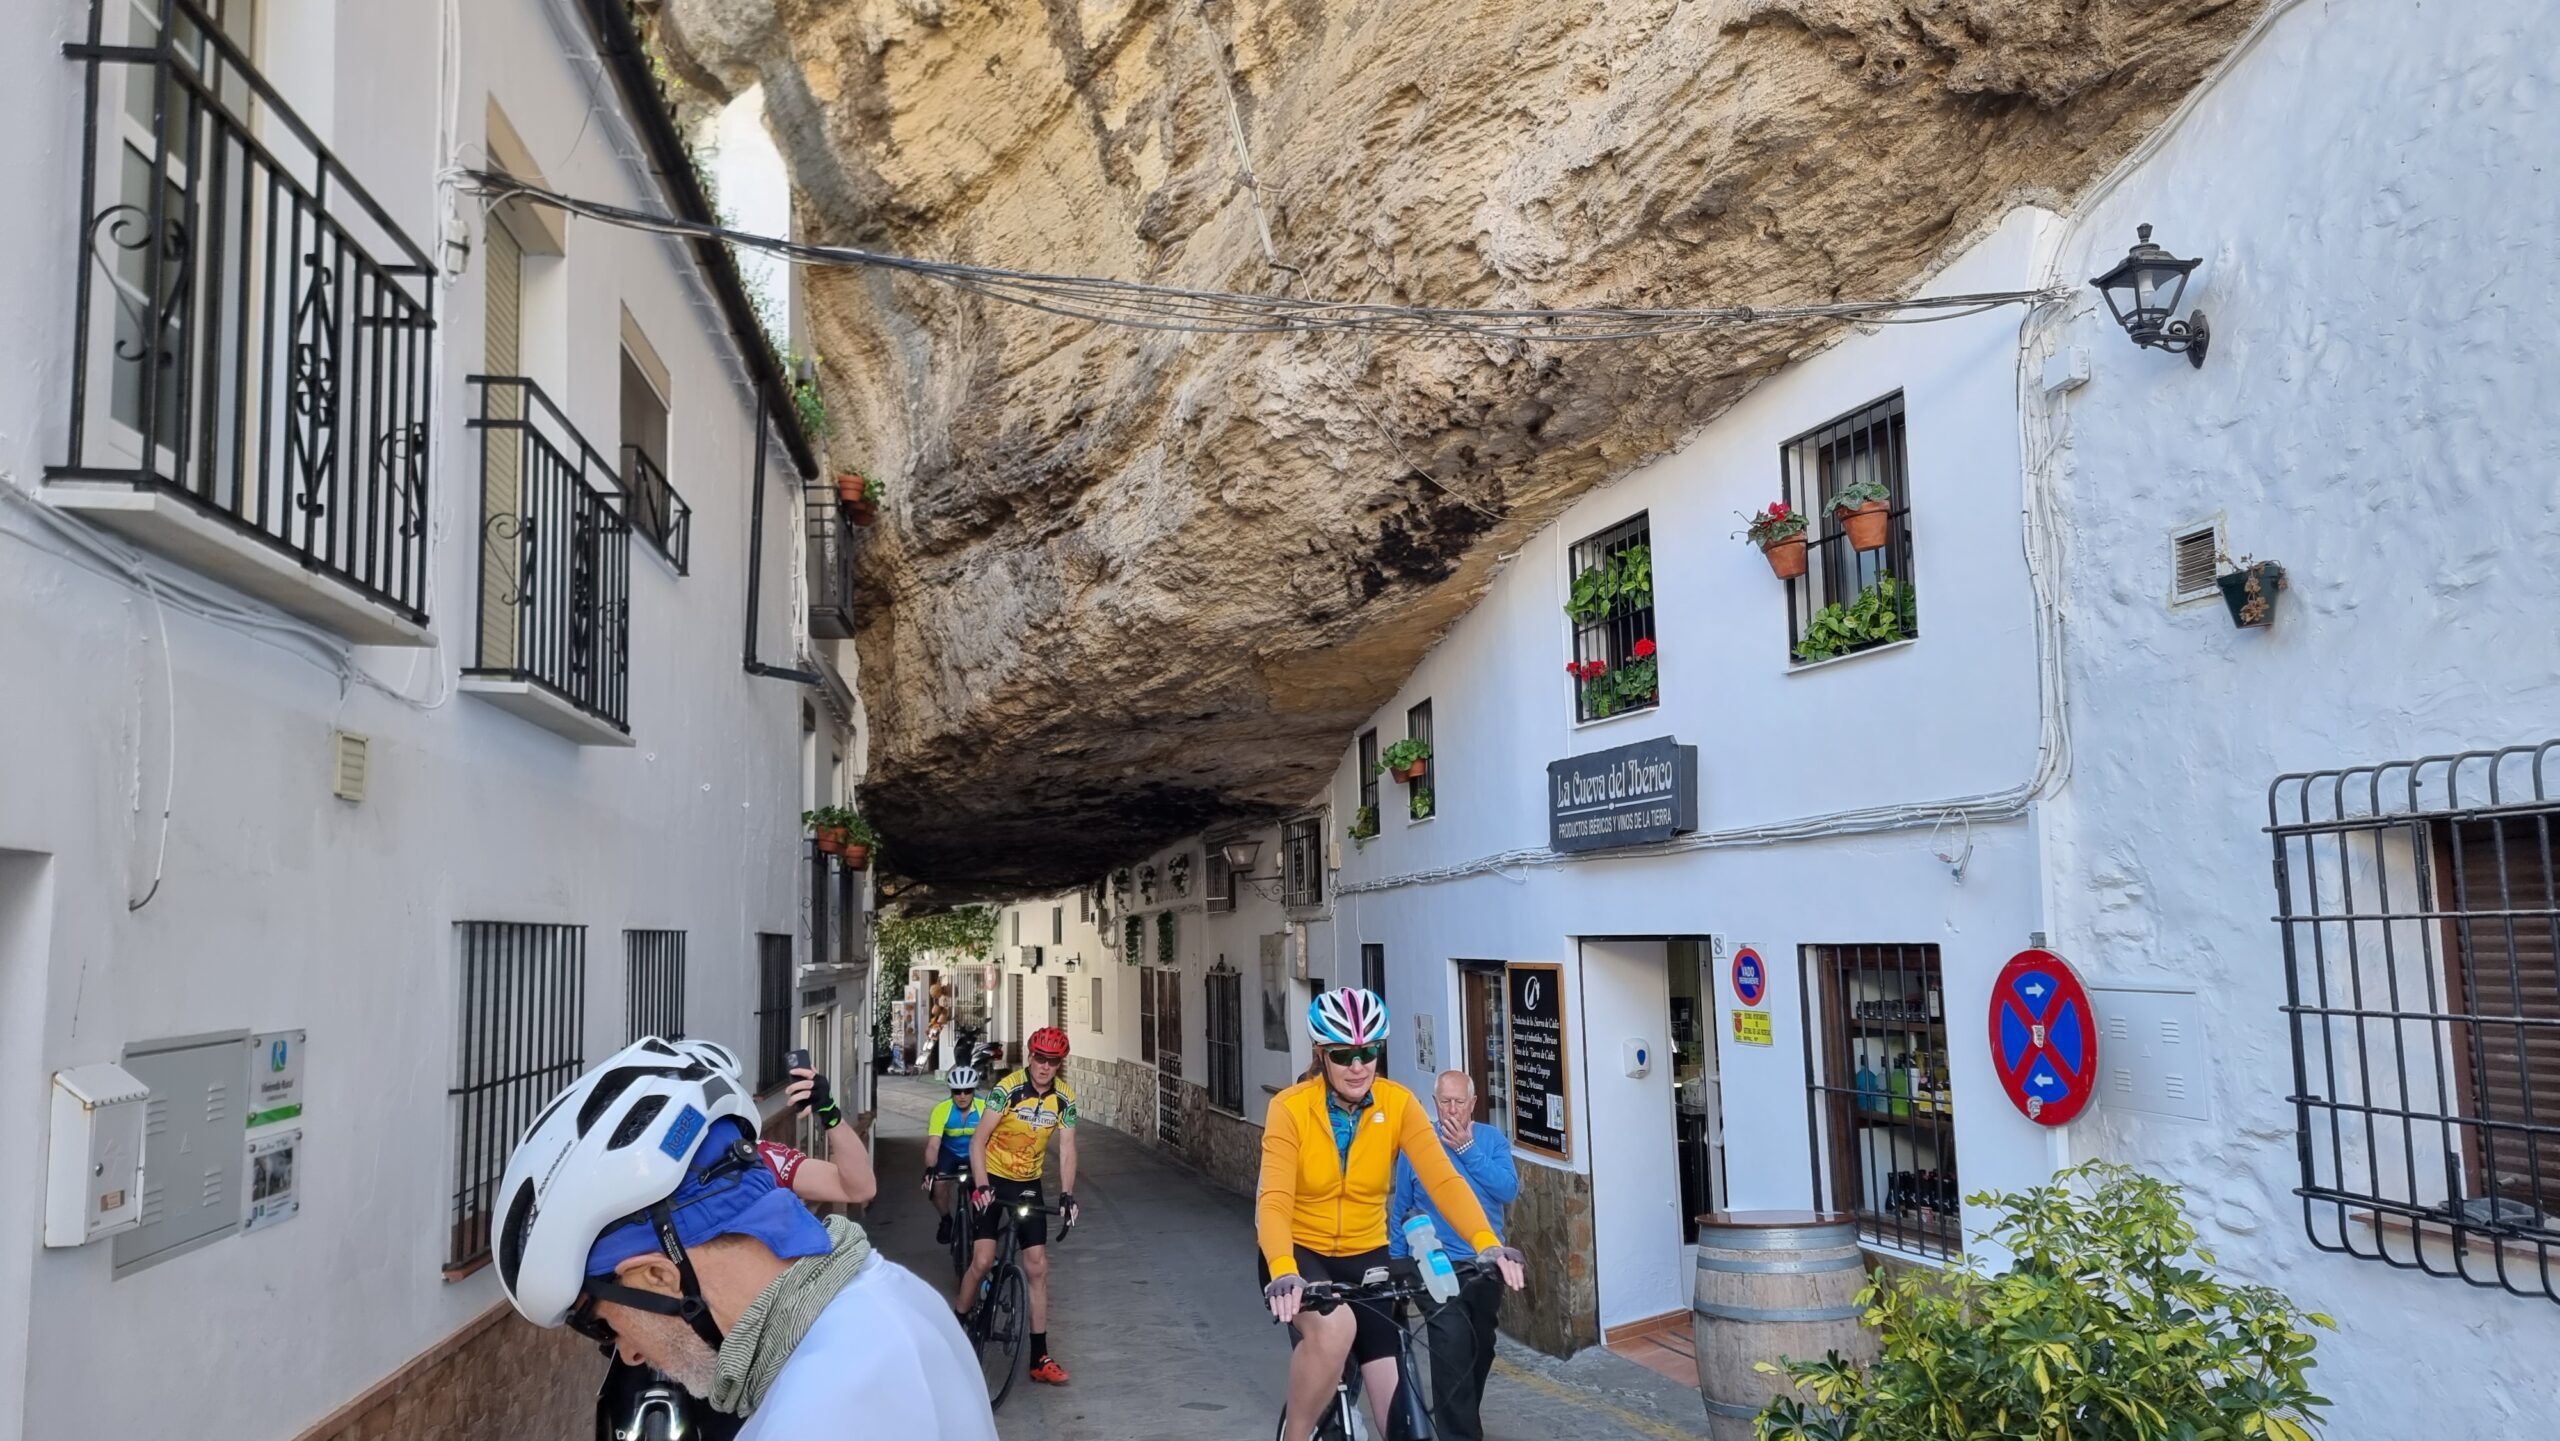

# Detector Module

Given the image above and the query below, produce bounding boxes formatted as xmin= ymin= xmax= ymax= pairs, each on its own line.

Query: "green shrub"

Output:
xmin=1793 ymin=577 xmax=1914 ymax=663
xmin=1756 ymin=1161 xmax=2332 ymax=1441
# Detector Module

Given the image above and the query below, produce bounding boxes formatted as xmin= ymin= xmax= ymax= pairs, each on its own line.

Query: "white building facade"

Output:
xmin=985 ymin=0 xmax=2560 ymax=1429
xmin=0 ymin=2 xmax=869 ymax=1438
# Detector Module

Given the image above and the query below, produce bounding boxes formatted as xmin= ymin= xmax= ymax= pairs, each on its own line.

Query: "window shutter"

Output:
xmin=2447 ymin=819 xmax=2560 ymax=1208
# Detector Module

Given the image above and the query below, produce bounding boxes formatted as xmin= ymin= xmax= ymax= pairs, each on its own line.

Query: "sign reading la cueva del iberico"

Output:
xmin=1546 ymin=736 xmax=1699 ymax=853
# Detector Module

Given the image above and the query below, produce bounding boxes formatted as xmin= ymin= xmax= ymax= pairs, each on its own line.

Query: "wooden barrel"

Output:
xmin=1691 ymin=1211 xmax=1876 ymax=1440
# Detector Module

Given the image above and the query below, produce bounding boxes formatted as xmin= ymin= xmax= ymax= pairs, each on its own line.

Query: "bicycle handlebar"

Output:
xmin=1288 ymin=1257 xmax=1495 ymax=1316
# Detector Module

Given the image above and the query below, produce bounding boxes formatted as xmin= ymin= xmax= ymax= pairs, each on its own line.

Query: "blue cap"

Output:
xmin=585 ymin=1119 xmax=832 ymax=1279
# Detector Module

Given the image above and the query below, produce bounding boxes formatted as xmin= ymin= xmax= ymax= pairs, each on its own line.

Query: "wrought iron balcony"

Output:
xmin=464 ymin=377 xmax=632 ymax=746
xmin=620 ymin=445 xmax=693 ymax=574
xmin=51 ymin=0 xmax=437 ymax=644
xmin=806 ymin=479 xmax=856 ymax=640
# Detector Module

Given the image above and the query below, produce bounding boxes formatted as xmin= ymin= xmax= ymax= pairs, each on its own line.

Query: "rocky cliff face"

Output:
xmin=659 ymin=0 xmax=2264 ymax=894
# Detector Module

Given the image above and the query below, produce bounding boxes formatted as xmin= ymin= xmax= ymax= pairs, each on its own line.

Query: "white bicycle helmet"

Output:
xmin=494 ymin=1037 xmax=756 ymax=1345
xmin=671 ymin=1037 xmax=743 ymax=1080
xmin=945 ymin=1065 xmax=981 ymax=1090
xmin=1309 ymin=986 xmax=1391 ymax=1046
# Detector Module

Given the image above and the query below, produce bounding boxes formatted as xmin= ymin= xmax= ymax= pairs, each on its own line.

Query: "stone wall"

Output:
xmin=1502 ymin=1161 xmax=1601 ymax=1358
xmin=1068 ymin=1054 xmax=1157 ymax=1146
xmin=291 ymin=1304 xmax=593 ymax=1441
xmin=1169 ymin=1088 xmax=1264 ymax=1200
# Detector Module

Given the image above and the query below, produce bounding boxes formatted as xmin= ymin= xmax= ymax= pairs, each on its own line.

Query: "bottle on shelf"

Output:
xmin=1855 ymin=1057 xmax=1879 ymax=1114
xmin=1887 ymin=1052 xmax=1912 ymax=1117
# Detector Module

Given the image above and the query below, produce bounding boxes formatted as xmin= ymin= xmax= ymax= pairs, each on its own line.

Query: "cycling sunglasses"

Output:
xmin=567 ymin=1295 xmax=618 ymax=1351
xmin=1323 ymin=1044 xmax=1383 ymax=1066
xmin=1027 ymin=1049 xmax=1067 ymax=1064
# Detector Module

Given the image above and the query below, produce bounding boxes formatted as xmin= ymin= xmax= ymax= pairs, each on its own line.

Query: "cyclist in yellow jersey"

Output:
xmin=956 ymin=1026 xmax=1081 ymax=1385
xmin=1259 ymin=987 xmax=1526 ymax=1441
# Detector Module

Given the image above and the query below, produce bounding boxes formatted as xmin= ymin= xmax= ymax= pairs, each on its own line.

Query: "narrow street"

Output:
xmin=863 ymin=1076 xmax=1707 ymax=1441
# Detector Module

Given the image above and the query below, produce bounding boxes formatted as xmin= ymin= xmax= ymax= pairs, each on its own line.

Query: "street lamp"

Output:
xmin=2090 ymin=224 xmax=2209 ymax=367
xmin=1220 ymin=839 xmax=1263 ymax=873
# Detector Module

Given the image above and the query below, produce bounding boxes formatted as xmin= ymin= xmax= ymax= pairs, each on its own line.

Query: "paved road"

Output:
xmin=861 ymin=1074 xmax=1708 ymax=1440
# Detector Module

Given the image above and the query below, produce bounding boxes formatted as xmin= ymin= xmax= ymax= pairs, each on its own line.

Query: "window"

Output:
xmin=1011 ymin=910 xmax=1022 ymax=947
xmin=1140 ymin=963 xmax=1160 ymax=1065
xmin=448 ymin=922 xmax=586 ymax=1273
xmin=2271 ymin=744 xmax=2560 ymax=1301
xmin=1406 ymin=700 xmax=1435 ymax=821
xmin=1053 ymin=906 xmax=1064 ymax=945
xmin=1090 ymin=976 xmax=1104 ymax=1032
xmin=755 ymin=932 xmax=792 ymax=1094
xmin=1458 ymin=963 xmax=1511 ymax=1133
xmin=1080 ymin=890 xmax=1093 ymax=923
xmin=1049 ymin=975 xmax=1068 ymax=1030
xmin=2169 ymin=517 xmax=2224 ymax=605
xmin=1361 ymin=944 xmax=1389 ymax=1078
xmin=1801 ymin=944 xmax=1957 ymax=1259
xmin=1206 ymin=965 xmax=1244 ymax=1113
xmin=625 ymin=929 xmax=686 ymax=1043
xmin=1782 ymin=394 xmax=1914 ymax=665
xmin=1011 ymin=973 xmax=1026 ymax=1052
xmin=618 ymin=329 xmax=689 ymax=570
xmin=1358 ymin=729 xmax=1380 ymax=825
xmin=1565 ymin=515 xmax=1657 ymax=722
xmin=1284 ymin=815 xmax=1325 ymax=911
xmin=1205 ymin=846 xmax=1235 ymax=915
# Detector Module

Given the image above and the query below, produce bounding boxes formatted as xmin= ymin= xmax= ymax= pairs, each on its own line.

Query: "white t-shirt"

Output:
xmin=736 ymin=1254 xmax=998 ymax=1441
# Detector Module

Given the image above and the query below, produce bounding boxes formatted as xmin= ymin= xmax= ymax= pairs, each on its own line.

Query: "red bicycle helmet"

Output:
xmin=1027 ymin=1026 xmax=1071 ymax=1061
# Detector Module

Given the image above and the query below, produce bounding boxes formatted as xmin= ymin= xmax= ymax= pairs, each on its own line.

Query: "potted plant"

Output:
xmin=1826 ymin=477 xmax=1893 ymax=552
xmin=2218 ymin=556 xmax=2286 ymax=629
xmin=1348 ymin=804 xmax=1381 ymax=843
xmin=1409 ymin=787 xmax=1434 ymax=822
xmin=839 ymin=471 xmax=884 ymax=525
xmin=1562 ymin=544 xmax=1653 ymax=627
xmin=1755 ymin=1161 xmax=2332 ymax=1441
xmin=1379 ymin=737 xmax=1433 ymax=785
xmin=801 ymin=807 xmax=878 ymax=869
xmin=1744 ymin=502 xmax=1810 ymax=579
xmin=1792 ymin=577 xmax=1914 ymax=664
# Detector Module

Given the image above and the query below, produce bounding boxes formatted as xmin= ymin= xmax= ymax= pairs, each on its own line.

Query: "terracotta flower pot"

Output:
xmin=835 ymin=474 xmax=865 ymax=504
xmin=1391 ymin=758 xmax=1429 ymax=784
xmin=1837 ymin=500 xmax=1891 ymax=552
xmin=839 ymin=843 xmax=872 ymax=871
xmin=847 ymin=497 xmax=879 ymax=526
xmin=815 ymin=826 xmax=848 ymax=854
xmin=1761 ymin=535 xmax=1809 ymax=579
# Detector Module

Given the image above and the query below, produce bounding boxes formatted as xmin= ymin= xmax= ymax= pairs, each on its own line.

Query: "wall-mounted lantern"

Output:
xmin=1220 ymin=839 xmax=1263 ymax=873
xmin=2091 ymin=224 xmax=2209 ymax=367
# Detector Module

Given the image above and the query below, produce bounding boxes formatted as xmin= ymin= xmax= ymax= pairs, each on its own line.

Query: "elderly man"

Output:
xmin=1387 ymin=1070 xmax=1520 ymax=1441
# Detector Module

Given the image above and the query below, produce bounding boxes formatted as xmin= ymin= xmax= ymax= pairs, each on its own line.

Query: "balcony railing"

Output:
xmin=620 ymin=445 xmax=692 ymax=574
xmin=806 ymin=480 xmax=856 ymax=640
xmin=54 ymin=0 xmax=437 ymax=627
xmin=467 ymin=377 xmax=631 ymax=735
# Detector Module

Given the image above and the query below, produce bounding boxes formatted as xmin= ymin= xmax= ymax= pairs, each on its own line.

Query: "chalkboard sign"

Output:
xmin=1506 ymin=963 xmax=1571 ymax=1161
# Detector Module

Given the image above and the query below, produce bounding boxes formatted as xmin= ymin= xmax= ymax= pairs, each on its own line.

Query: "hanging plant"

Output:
xmin=1828 ymin=477 xmax=1893 ymax=552
xmin=1138 ymin=863 xmax=1159 ymax=904
xmin=1562 ymin=544 xmax=1654 ymax=626
xmin=1378 ymin=737 xmax=1433 ymax=785
xmin=1113 ymin=868 xmax=1134 ymax=907
xmin=1168 ymin=852 xmax=1193 ymax=898
xmin=1409 ymin=786 xmax=1435 ymax=822
xmin=1156 ymin=911 xmax=1177 ymax=964
xmin=1742 ymin=502 xmax=1810 ymax=580
xmin=2218 ymin=557 xmax=2286 ymax=629
xmin=1122 ymin=915 xmax=1143 ymax=966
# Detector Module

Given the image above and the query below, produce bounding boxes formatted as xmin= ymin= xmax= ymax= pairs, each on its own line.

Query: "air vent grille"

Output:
xmin=2170 ymin=523 xmax=2222 ymax=603
xmin=331 ymin=731 xmax=370 ymax=802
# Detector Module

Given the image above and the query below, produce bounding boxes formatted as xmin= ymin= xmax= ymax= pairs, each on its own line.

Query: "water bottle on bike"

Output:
xmin=1400 ymin=1216 xmax=1460 ymax=1307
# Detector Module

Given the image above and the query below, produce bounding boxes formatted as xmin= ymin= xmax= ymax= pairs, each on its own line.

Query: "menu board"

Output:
xmin=1506 ymin=963 xmax=1571 ymax=1160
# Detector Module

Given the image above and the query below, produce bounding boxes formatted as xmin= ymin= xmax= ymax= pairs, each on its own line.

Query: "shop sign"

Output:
xmin=1731 ymin=1011 xmax=1774 ymax=1047
xmin=1505 ymin=963 xmax=1572 ymax=1160
xmin=1990 ymin=948 xmax=2099 ymax=1126
xmin=1546 ymin=736 xmax=1699 ymax=853
xmin=1730 ymin=946 xmax=1768 ymax=1007
xmin=245 ymin=1030 xmax=304 ymax=1129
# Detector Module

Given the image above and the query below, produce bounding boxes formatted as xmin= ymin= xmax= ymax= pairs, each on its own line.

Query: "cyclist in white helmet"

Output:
xmin=673 ymin=1038 xmax=876 ymax=1205
xmin=922 ymin=1065 xmax=988 ymax=1246
xmin=500 ymin=1039 xmax=994 ymax=1439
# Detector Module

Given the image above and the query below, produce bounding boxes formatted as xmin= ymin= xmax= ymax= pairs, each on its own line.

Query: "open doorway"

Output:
xmin=1668 ymin=938 xmax=1726 ymax=1239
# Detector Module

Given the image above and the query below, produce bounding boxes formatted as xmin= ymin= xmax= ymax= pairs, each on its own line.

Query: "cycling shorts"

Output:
xmin=1260 ymin=1245 xmax=1399 ymax=1366
xmin=970 ymin=1176 xmax=1049 ymax=1250
xmin=929 ymin=1147 xmax=971 ymax=1178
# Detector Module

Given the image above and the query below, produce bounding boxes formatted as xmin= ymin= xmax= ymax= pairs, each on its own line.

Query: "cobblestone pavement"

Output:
xmin=864 ymin=1074 xmax=1710 ymax=1440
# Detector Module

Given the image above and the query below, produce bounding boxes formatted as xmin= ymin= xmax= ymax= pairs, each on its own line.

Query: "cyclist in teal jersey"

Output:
xmin=923 ymin=1066 xmax=987 ymax=1245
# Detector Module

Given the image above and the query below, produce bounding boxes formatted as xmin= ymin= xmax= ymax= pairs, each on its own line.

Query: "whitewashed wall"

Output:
xmin=2032 ymin=0 xmax=2560 ymax=1433
xmin=0 ymin=2 xmax=811 ymax=1438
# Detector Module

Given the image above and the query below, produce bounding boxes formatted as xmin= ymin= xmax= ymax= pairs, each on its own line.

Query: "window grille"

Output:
xmin=1781 ymin=394 xmax=1916 ymax=664
xmin=1361 ymin=944 xmax=1389 ymax=1078
xmin=447 ymin=922 xmax=585 ymax=1273
xmin=1049 ymin=975 xmax=1068 ymax=1030
xmin=1359 ymin=730 xmax=1380 ymax=822
xmin=1800 ymin=944 xmax=1960 ymax=1259
xmin=1566 ymin=515 xmax=1657 ymax=722
xmin=1205 ymin=847 xmax=1236 ymax=915
xmin=1284 ymin=815 xmax=1325 ymax=910
xmin=1206 ymin=966 xmax=1245 ymax=1113
xmin=625 ymin=930 xmax=686 ymax=1043
xmin=1140 ymin=964 xmax=1161 ymax=1066
xmin=2270 ymin=741 xmax=2560 ymax=1303
xmin=1406 ymin=700 xmax=1435 ymax=820
xmin=755 ymin=933 xmax=792 ymax=1094
xmin=1053 ymin=906 xmax=1064 ymax=945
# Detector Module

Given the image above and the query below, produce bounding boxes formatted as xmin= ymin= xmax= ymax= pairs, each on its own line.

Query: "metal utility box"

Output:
xmin=45 ymin=1064 xmax=150 ymax=1247
xmin=113 ymin=1032 xmax=249 ymax=1276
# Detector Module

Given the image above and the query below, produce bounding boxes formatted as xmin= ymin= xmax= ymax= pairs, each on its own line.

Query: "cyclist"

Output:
xmin=498 ymin=1038 xmax=995 ymax=1440
xmin=922 ymin=1065 xmax=987 ymax=1245
xmin=955 ymin=1025 xmax=1081 ymax=1386
xmin=1258 ymin=988 xmax=1526 ymax=1441
xmin=674 ymin=1038 xmax=877 ymax=1206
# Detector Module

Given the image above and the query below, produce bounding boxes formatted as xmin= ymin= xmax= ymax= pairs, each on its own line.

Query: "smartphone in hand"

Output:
xmin=786 ymin=1048 xmax=810 ymax=1073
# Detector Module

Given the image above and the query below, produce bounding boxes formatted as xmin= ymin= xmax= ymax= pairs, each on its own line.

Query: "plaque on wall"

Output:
xmin=1546 ymin=736 xmax=1699 ymax=853
xmin=1505 ymin=962 xmax=1571 ymax=1161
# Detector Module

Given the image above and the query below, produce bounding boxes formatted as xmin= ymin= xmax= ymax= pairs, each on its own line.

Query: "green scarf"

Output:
xmin=708 ymin=1216 xmax=876 ymax=1416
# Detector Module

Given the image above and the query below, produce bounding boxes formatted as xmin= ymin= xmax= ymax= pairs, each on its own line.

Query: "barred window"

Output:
xmin=1358 ymin=730 xmax=1380 ymax=829
xmin=1782 ymin=394 xmax=1915 ymax=665
xmin=1406 ymin=700 xmax=1435 ymax=821
xmin=447 ymin=922 xmax=586 ymax=1274
xmin=1801 ymin=943 xmax=1959 ymax=1260
xmin=756 ymin=932 xmax=792 ymax=1094
xmin=1565 ymin=514 xmax=1656 ymax=722
xmin=1284 ymin=815 xmax=1325 ymax=911
xmin=1206 ymin=965 xmax=1244 ymax=1113
xmin=2272 ymin=743 xmax=2560 ymax=1302
xmin=1205 ymin=846 xmax=1236 ymax=915
xmin=625 ymin=929 xmax=686 ymax=1043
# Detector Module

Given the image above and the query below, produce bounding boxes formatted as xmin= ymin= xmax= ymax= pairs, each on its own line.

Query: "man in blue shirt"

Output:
xmin=1387 ymin=1071 xmax=1519 ymax=1441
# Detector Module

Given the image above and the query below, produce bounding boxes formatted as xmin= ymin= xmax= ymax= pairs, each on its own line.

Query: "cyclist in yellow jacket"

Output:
xmin=1259 ymin=987 xmax=1525 ymax=1441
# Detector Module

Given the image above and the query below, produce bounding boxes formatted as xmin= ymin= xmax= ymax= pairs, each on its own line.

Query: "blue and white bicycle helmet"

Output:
xmin=945 ymin=1065 xmax=982 ymax=1090
xmin=1309 ymin=986 xmax=1390 ymax=1046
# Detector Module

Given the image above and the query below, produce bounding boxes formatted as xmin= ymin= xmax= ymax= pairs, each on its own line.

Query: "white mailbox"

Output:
xmin=46 ymin=1063 xmax=150 ymax=1247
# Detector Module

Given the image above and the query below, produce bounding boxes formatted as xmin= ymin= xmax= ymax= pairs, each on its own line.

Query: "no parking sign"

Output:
xmin=1730 ymin=946 xmax=1768 ymax=1007
xmin=1989 ymin=948 xmax=2098 ymax=1126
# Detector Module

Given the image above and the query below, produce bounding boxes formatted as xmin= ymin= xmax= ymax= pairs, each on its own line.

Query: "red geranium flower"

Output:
xmin=1633 ymin=638 xmax=1657 ymax=659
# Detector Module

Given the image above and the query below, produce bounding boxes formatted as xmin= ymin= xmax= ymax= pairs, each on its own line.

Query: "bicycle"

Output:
xmin=1273 ymin=1256 xmax=1491 ymax=1441
xmin=961 ymin=1195 xmax=1073 ymax=1410
xmin=933 ymin=1165 xmax=975 ymax=1278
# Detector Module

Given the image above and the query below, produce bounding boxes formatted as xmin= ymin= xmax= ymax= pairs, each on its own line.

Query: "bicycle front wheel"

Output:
xmin=976 ymin=1265 xmax=1029 ymax=1410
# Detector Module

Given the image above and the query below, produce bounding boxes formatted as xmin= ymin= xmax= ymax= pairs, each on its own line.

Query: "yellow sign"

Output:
xmin=1731 ymin=1010 xmax=1774 ymax=1047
